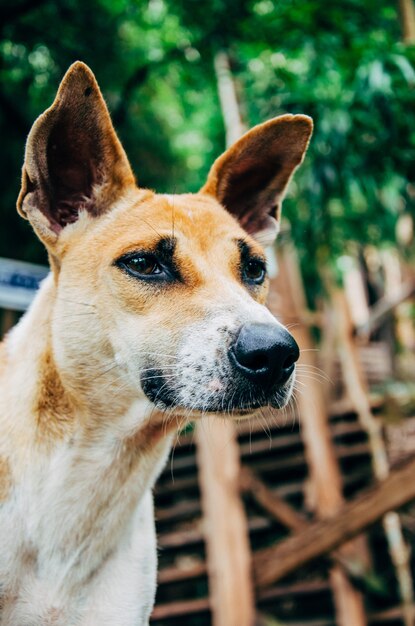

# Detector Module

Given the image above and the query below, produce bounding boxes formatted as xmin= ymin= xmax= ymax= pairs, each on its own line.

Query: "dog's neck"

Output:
xmin=1 ymin=273 xmax=175 ymax=508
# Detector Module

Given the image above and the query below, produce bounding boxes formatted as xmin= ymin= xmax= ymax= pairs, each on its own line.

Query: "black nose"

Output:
xmin=229 ymin=323 xmax=299 ymax=387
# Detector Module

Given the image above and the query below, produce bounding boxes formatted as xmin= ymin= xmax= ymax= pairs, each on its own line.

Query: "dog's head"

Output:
xmin=17 ymin=62 xmax=312 ymax=418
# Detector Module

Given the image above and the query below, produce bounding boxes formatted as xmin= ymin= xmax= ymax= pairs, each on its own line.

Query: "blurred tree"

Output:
xmin=1 ymin=0 xmax=414 ymax=299
xmin=227 ymin=1 xmax=415 ymax=293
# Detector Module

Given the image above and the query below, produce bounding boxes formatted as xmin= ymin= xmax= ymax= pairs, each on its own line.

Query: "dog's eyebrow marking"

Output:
xmin=236 ymin=238 xmax=266 ymax=264
xmin=153 ymin=236 xmax=184 ymax=283
xmin=154 ymin=236 xmax=176 ymax=260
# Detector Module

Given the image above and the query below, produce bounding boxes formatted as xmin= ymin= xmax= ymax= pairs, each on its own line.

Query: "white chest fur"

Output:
xmin=0 ymin=410 xmax=172 ymax=626
xmin=0 ymin=280 xmax=175 ymax=624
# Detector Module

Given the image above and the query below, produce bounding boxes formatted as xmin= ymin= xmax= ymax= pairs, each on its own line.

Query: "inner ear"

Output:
xmin=201 ymin=114 xmax=313 ymax=240
xmin=47 ymin=113 xmax=98 ymax=228
xmin=218 ymin=158 xmax=284 ymax=234
xmin=17 ymin=61 xmax=135 ymax=238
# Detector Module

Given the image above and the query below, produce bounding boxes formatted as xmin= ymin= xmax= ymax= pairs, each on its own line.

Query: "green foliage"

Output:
xmin=0 ymin=0 xmax=222 ymax=262
xmin=1 ymin=0 xmax=414 ymax=290
xmin=231 ymin=2 xmax=415 ymax=291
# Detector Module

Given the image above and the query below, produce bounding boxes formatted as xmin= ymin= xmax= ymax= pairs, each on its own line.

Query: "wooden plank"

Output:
xmin=151 ymin=600 xmax=415 ymax=625
xmin=152 ymin=581 xmax=332 ymax=622
xmin=157 ymin=562 xmax=207 ymax=585
xmin=370 ymin=605 xmax=415 ymax=623
xmin=156 ymin=465 xmax=372 ymax=529
xmin=156 ymin=499 xmax=200 ymax=523
xmin=257 ymin=618 xmax=334 ymax=626
xmin=151 ymin=596 xmax=210 ymax=620
xmin=158 ymin=436 xmax=370 ymax=476
xmin=240 ymin=465 xmax=308 ymax=531
xmin=253 ymin=455 xmax=415 ymax=587
xmin=243 ymin=466 xmax=375 ymax=585
xmin=257 ymin=579 xmax=330 ymax=602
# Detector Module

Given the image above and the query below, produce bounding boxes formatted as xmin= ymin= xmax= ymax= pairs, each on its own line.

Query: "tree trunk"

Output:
xmin=399 ymin=0 xmax=415 ymax=43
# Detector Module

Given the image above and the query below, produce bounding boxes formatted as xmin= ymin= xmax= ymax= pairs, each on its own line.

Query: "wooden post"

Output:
xmin=194 ymin=50 xmax=254 ymax=626
xmin=196 ymin=422 xmax=255 ymax=626
xmin=270 ymin=244 xmax=368 ymax=626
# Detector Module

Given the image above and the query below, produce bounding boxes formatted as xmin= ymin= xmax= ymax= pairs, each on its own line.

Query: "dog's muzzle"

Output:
xmin=140 ymin=322 xmax=299 ymax=414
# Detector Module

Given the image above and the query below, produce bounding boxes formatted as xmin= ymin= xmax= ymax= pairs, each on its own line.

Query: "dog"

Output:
xmin=0 ymin=62 xmax=312 ymax=625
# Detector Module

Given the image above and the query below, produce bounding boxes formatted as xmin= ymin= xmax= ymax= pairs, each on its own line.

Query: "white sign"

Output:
xmin=0 ymin=257 xmax=49 ymax=311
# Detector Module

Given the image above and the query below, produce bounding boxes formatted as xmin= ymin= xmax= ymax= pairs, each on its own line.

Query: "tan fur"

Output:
xmin=34 ymin=351 xmax=74 ymax=443
xmin=0 ymin=458 xmax=11 ymax=502
xmin=0 ymin=62 xmax=312 ymax=625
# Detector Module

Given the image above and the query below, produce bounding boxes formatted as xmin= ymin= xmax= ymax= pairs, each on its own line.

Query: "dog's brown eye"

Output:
xmin=244 ymin=259 xmax=266 ymax=284
xmin=123 ymin=255 xmax=162 ymax=276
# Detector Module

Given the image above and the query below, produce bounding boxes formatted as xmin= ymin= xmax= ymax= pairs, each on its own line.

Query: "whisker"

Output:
xmin=140 ymin=217 xmax=163 ymax=239
xmin=285 ymin=322 xmax=300 ymax=331
xmin=52 ymin=312 xmax=97 ymax=319
xmin=140 ymin=374 xmax=176 ymax=381
xmin=296 ymin=365 xmax=333 ymax=384
xmin=171 ymin=195 xmax=175 ymax=240
xmin=296 ymin=373 xmax=329 ymax=386
xmin=130 ymin=350 xmax=179 ymax=360
xmin=93 ymin=363 xmax=120 ymax=381
xmin=56 ymin=297 xmax=97 ymax=308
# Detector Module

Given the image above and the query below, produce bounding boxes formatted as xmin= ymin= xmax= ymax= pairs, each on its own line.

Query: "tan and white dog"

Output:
xmin=0 ymin=62 xmax=312 ymax=625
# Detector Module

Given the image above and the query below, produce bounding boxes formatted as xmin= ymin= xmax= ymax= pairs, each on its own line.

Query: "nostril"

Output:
xmin=241 ymin=352 xmax=269 ymax=372
xmin=282 ymin=352 xmax=297 ymax=370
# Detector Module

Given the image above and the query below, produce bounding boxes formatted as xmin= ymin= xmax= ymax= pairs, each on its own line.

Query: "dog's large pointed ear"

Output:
xmin=17 ymin=62 xmax=135 ymax=247
xmin=201 ymin=114 xmax=313 ymax=246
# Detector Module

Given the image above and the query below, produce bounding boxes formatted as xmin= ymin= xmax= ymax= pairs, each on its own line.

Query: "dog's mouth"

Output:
xmin=140 ymin=367 xmax=294 ymax=417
